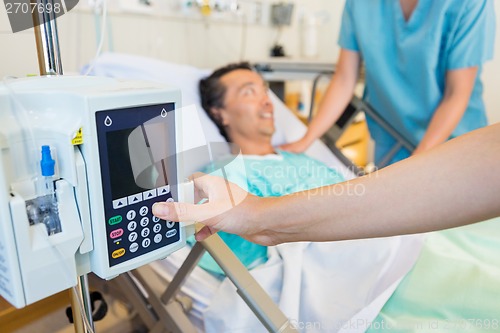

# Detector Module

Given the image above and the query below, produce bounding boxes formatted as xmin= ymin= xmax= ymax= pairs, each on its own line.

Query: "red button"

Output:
xmin=110 ymin=229 xmax=124 ymax=239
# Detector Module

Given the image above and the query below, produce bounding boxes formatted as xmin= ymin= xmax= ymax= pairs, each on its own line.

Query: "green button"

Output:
xmin=108 ymin=215 xmax=123 ymax=225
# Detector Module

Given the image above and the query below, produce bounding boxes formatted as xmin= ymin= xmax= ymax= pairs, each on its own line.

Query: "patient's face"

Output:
xmin=218 ymin=69 xmax=275 ymax=142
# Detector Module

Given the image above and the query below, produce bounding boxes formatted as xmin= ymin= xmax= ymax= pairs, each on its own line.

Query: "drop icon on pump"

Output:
xmin=104 ymin=116 xmax=113 ymax=127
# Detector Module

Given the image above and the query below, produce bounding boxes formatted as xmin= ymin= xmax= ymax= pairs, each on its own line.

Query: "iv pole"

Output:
xmin=31 ymin=0 xmax=63 ymax=75
xmin=30 ymin=1 xmax=94 ymax=332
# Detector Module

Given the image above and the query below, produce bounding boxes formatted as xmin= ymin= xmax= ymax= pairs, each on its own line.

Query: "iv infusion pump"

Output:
xmin=0 ymin=76 xmax=194 ymax=308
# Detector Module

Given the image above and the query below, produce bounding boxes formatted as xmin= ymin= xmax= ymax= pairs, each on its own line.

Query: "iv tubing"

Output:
xmin=83 ymin=0 xmax=108 ymax=76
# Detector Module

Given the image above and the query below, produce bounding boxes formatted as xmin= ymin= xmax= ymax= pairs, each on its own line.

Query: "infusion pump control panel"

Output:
xmin=0 ymin=76 xmax=194 ymax=308
xmin=95 ymin=104 xmax=181 ymax=268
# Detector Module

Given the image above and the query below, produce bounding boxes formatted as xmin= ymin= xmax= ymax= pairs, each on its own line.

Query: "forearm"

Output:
xmin=153 ymin=124 xmax=499 ymax=245
xmin=415 ymin=98 xmax=468 ymax=153
xmin=302 ymin=50 xmax=360 ymax=145
xmin=304 ymin=74 xmax=356 ymax=143
xmin=415 ymin=67 xmax=478 ymax=154
xmin=261 ymin=124 xmax=500 ymax=243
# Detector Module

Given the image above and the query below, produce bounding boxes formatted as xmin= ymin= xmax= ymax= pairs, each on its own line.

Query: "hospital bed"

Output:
xmin=86 ymin=53 xmax=500 ymax=333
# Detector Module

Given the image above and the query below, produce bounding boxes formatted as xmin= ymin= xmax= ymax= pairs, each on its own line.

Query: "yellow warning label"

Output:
xmin=72 ymin=128 xmax=83 ymax=145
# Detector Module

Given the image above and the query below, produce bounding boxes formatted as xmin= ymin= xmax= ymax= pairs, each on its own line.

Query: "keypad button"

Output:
xmin=166 ymin=197 xmax=174 ymax=203
xmin=140 ymin=217 xmax=150 ymax=227
xmin=128 ymin=193 xmax=143 ymax=205
xmin=139 ymin=206 xmax=148 ymax=216
xmin=152 ymin=216 xmax=160 ymax=223
xmin=166 ymin=220 xmax=175 ymax=228
xmin=143 ymin=189 xmax=157 ymax=200
xmin=108 ymin=215 xmax=122 ymax=226
xmin=141 ymin=228 xmax=150 ymax=238
xmin=154 ymin=234 xmax=162 ymax=243
xmin=142 ymin=238 xmax=151 ymax=248
xmin=129 ymin=242 xmax=139 ymax=253
xmin=128 ymin=232 xmax=138 ymax=242
xmin=126 ymin=210 xmax=136 ymax=221
xmin=112 ymin=248 xmax=126 ymax=259
xmin=110 ymin=229 xmax=123 ymax=239
xmin=157 ymin=185 xmax=170 ymax=196
xmin=127 ymin=221 xmax=137 ymax=232
xmin=153 ymin=224 xmax=161 ymax=233
xmin=166 ymin=229 xmax=177 ymax=238
xmin=112 ymin=198 xmax=127 ymax=209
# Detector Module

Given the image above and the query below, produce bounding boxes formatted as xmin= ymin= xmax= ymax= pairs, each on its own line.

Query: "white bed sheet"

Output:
xmin=87 ymin=53 xmax=424 ymax=333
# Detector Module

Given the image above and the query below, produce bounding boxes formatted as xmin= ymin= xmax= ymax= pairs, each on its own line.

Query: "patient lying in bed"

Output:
xmin=184 ymin=63 xmax=425 ymax=332
xmin=88 ymin=53 xmax=425 ymax=332
xmin=193 ymin=62 xmax=346 ymax=276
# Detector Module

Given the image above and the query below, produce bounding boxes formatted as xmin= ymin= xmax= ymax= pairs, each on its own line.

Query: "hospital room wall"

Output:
xmin=1 ymin=0 xmax=499 ymax=123
xmin=0 ymin=1 xmax=343 ymax=72
xmin=0 ymin=0 xmax=342 ymax=71
xmin=60 ymin=0 xmax=344 ymax=68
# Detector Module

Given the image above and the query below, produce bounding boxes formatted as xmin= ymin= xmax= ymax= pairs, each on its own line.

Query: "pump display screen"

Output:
xmin=96 ymin=104 xmax=180 ymax=267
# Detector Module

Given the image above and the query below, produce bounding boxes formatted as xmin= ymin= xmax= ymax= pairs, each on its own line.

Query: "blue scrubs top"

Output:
xmin=339 ymin=0 xmax=496 ymax=165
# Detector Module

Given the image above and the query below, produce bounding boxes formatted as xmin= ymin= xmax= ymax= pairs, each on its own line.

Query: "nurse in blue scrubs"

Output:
xmin=282 ymin=0 xmax=496 ymax=166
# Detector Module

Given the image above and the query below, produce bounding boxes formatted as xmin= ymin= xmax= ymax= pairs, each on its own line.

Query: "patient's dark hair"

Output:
xmin=199 ymin=62 xmax=254 ymax=142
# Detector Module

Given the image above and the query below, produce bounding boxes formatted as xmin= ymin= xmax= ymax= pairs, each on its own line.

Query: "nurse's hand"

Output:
xmin=152 ymin=173 xmax=273 ymax=244
xmin=280 ymin=137 xmax=311 ymax=153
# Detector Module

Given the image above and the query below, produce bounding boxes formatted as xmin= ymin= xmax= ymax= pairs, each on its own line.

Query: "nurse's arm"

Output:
xmin=413 ymin=66 xmax=478 ymax=155
xmin=280 ymin=49 xmax=360 ymax=152
xmin=153 ymin=123 xmax=500 ymax=245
